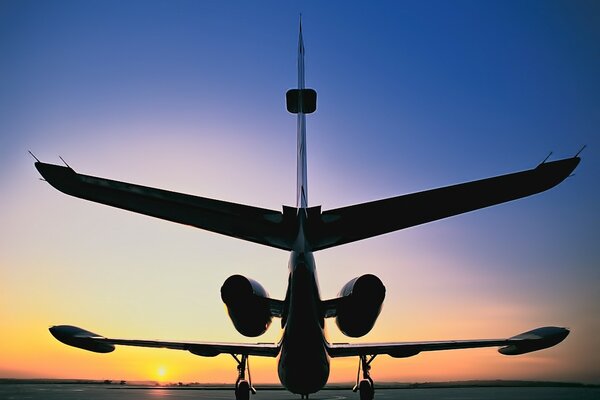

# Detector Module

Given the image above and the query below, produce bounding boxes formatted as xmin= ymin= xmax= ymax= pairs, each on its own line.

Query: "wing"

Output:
xmin=327 ymin=326 xmax=569 ymax=358
xmin=35 ymin=162 xmax=296 ymax=251
xmin=35 ymin=156 xmax=580 ymax=252
xmin=49 ymin=325 xmax=280 ymax=357
xmin=310 ymin=157 xmax=580 ymax=250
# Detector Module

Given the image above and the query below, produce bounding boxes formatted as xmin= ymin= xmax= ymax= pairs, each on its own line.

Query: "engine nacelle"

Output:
xmin=335 ymin=274 xmax=386 ymax=337
xmin=220 ymin=275 xmax=272 ymax=337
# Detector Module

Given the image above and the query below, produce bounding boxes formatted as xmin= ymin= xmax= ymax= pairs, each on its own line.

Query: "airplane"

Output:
xmin=34 ymin=21 xmax=581 ymax=400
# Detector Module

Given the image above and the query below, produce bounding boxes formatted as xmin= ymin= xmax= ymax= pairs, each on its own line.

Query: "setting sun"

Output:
xmin=157 ymin=366 xmax=167 ymax=381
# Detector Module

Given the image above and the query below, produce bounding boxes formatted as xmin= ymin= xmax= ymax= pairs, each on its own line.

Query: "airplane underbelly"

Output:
xmin=277 ymin=338 xmax=330 ymax=394
xmin=279 ymin=253 xmax=329 ymax=394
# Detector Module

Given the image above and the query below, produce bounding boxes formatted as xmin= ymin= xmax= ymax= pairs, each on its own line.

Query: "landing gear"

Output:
xmin=352 ymin=355 xmax=376 ymax=400
xmin=232 ymin=354 xmax=256 ymax=400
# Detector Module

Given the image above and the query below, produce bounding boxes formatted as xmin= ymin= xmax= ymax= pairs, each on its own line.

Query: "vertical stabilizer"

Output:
xmin=286 ymin=18 xmax=317 ymax=210
xmin=297 ymin=18 xmax=308 ymax=209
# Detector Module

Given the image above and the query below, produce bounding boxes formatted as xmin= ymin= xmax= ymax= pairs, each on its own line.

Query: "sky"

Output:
xmin=1 ymin=0 xmax=599 ymax=385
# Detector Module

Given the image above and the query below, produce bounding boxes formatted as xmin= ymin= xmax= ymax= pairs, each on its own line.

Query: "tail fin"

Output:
xmin=287 ymin=17 xmax=317 ymax=209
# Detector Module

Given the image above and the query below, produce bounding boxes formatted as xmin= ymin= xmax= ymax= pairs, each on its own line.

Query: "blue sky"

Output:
xmin=1 ymin=0 xmax=599 ymax=383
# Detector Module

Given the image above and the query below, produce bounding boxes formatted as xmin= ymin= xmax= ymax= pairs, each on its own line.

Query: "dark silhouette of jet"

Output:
xmin=35 ymin=21 xmax=580 ymax=400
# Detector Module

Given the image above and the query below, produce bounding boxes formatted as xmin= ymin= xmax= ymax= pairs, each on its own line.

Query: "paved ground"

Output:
xmin=0 ymin=385 xmax=599 ymax=400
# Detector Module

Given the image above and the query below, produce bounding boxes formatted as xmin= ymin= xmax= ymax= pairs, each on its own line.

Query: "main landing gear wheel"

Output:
xmin=235 ymin=380 xmax=250 ymax=400
xmin=352 ymin=355 xmax=376 ymax=400
xmin=232 ymin=354 xmax=256 ymax=400
xmin=358 ymin=379 xmax=374 ymax=400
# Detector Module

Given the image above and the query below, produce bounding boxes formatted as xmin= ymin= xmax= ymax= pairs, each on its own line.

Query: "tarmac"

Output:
xmin=0 ymin=384 xmax=599 ymax=400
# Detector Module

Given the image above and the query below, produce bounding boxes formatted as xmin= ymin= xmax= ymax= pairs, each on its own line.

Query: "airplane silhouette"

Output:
xmin=35 ymin=21 xmax=580 ymax=400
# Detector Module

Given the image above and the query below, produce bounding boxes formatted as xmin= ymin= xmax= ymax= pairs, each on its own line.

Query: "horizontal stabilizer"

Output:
xmin=286 ymin=89 xmax=317 ymax=114
xmin=327 ymin=326 xmax=569 ymax=358
xmin=49 ymin=325 xmax=280 ymax=357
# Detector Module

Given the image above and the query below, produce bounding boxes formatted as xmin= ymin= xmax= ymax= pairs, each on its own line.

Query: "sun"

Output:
xmin=157 ymin=366 xmax=167 ymax=381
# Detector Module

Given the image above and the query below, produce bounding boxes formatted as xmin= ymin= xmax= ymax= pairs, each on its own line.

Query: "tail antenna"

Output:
xmin=540 ymin=151 xmax=553 ymax=165
xmin=28 ymin=150 xmax=40 ymax=162
xmin=575 ymin=144 xmax=587 ymax=158
xmin=59 ymin=156 xmax=73 ymax=170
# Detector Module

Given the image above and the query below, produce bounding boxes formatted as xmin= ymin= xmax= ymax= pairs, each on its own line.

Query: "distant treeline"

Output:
xmin=0 ymin=378 xmax=598 ymax=389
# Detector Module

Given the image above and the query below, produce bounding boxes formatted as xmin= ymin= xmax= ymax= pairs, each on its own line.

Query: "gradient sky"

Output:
xmin=1 ymin=0 xmax=599 ymax=385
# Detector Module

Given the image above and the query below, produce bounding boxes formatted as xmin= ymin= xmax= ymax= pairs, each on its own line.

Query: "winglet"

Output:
xmin=49 ymin=325 xmax=115 ymax=353
xmin=498 ymin=326 xmax=569 ymax=355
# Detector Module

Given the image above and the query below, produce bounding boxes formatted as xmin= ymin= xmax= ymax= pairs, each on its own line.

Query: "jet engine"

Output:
xmin=221 ymin=274 xmax=272 ymax=337
xmin=335 ymin=274 xmax=386 ymax=337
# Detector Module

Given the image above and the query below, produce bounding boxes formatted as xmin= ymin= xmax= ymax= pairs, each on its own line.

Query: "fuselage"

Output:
xmin=276 ymin=21 xmax=330 ymax=395
xmin=277 ymin=216 xmax=330 ymax=395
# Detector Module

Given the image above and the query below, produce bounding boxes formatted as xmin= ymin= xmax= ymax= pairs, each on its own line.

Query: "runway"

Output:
xmin=0 ymin=384 xmax=598 ymax=400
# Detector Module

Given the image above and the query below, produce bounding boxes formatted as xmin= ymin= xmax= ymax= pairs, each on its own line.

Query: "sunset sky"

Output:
xmin=1 ymin=0 xmax=599 ymax=385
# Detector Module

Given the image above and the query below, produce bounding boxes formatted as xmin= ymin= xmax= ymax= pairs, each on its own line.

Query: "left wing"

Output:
xmin=327 ymin=326 xmax=569 ymax=358
xmin=34 ymin=162 xmax=296 ymax=251
xmin=49 ymin=325 xmax=280 ymax=358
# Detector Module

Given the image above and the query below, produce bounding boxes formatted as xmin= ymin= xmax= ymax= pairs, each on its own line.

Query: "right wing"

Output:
xmin=49 ymin=325 xmax=280 ymax=358
xmin=35 ymin=162 xmax=296 ymax=251
xmin=311 ymin=157 xmax=580 ymax=251
xmin=327 ymin=326 xmax=569 ymax=358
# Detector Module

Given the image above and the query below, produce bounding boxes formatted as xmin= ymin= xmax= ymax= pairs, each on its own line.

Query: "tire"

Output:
xmin=359 ymin=379 xmax=374 ymax=400
xmin=235 ymin=380 xmax=250 ymax=400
